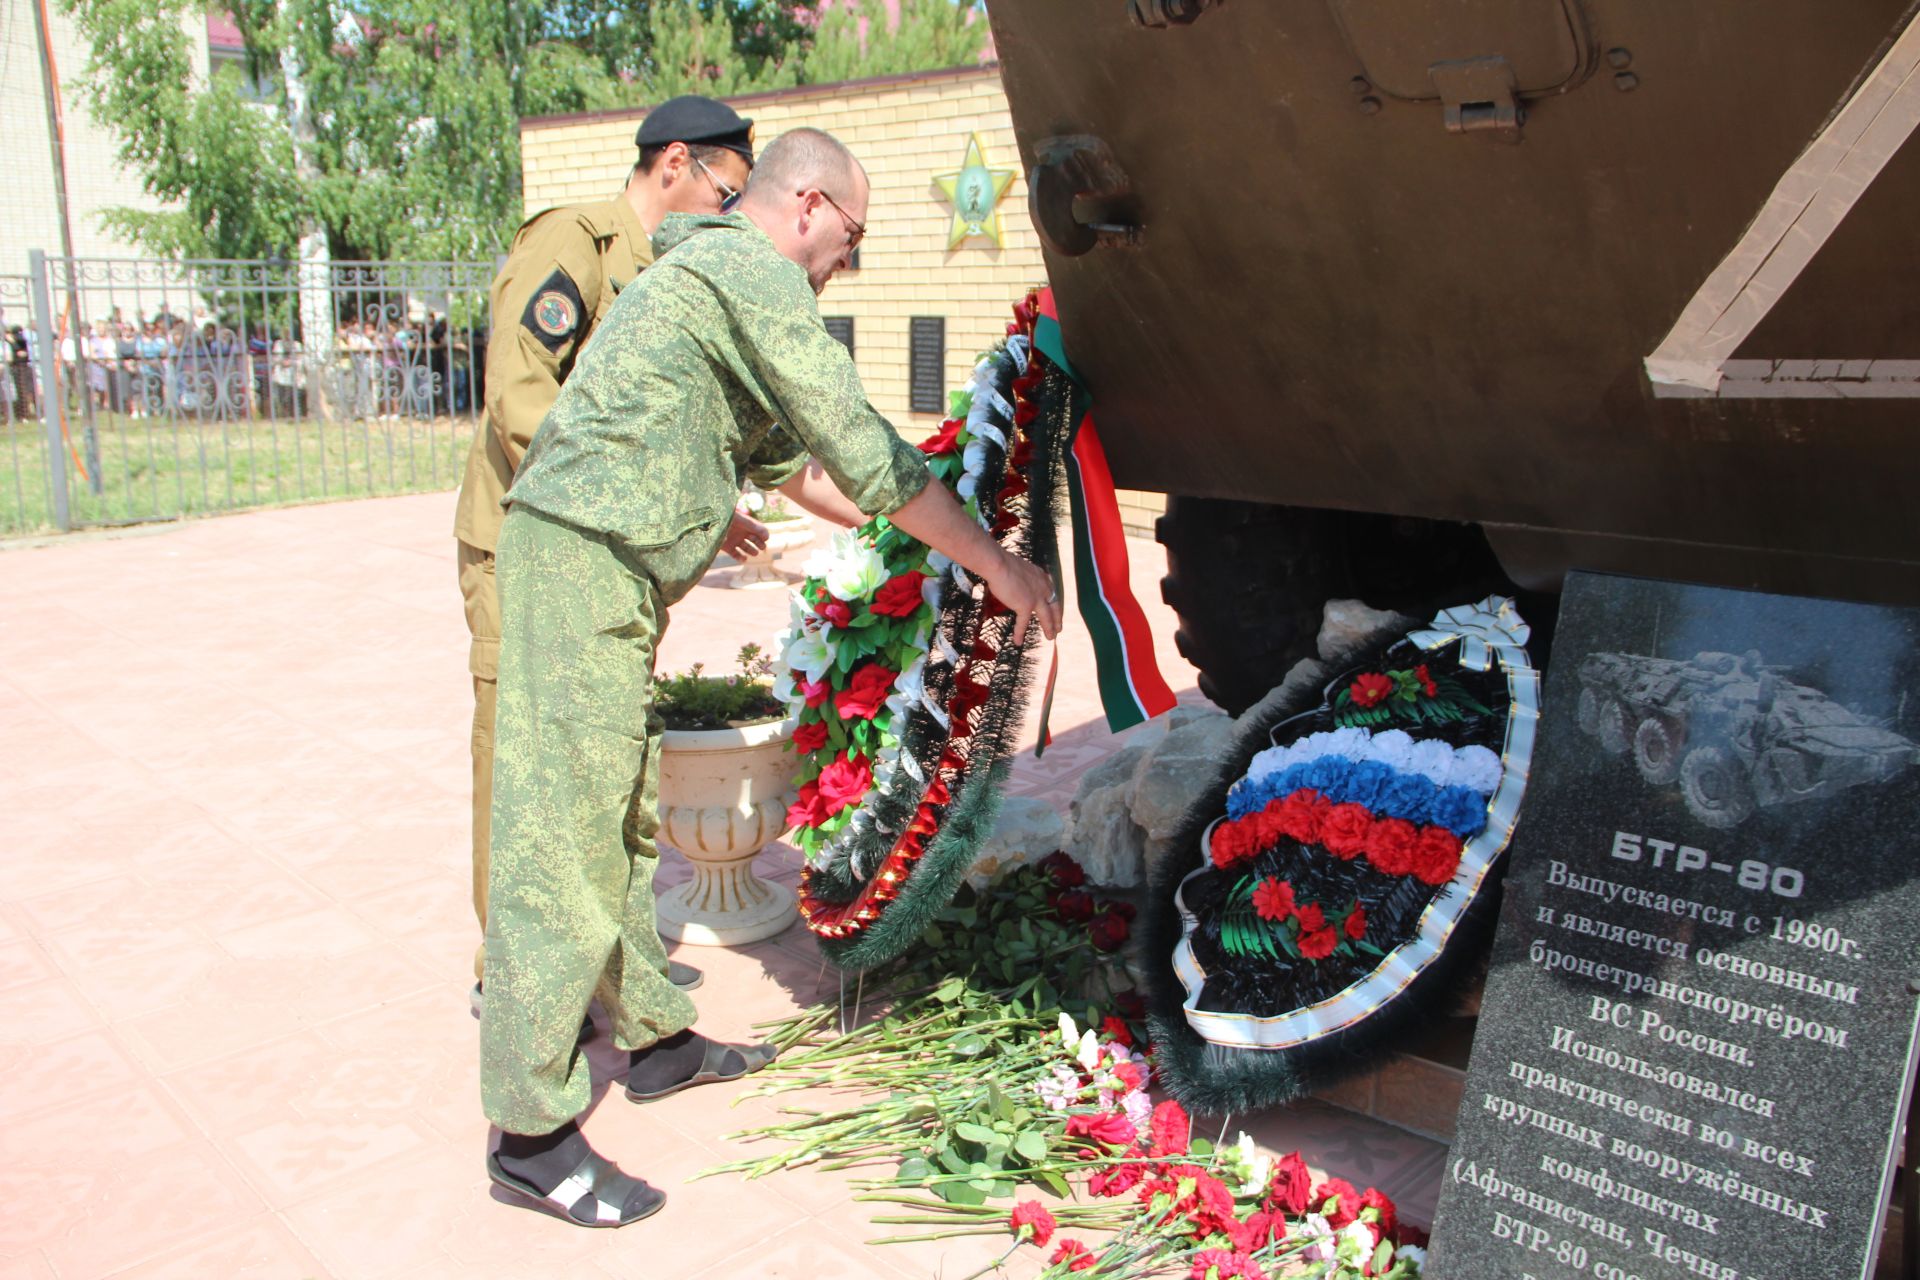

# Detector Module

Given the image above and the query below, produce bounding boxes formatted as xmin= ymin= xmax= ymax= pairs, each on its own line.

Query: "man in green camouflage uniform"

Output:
xmin=479 ymin=128 xmax=1062 ymax=1228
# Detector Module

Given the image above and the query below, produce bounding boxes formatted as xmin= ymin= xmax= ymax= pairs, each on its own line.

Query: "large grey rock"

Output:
xmin=1127 ymin=712 xmax=1235 ymax=843
xmin=1317 ymin=598 xmax=1417 ymax=662
xmin=1067 ymin=743 xmax=1152 ymax=888
xmin=965 ymin=795 xmax=1068 ymax=890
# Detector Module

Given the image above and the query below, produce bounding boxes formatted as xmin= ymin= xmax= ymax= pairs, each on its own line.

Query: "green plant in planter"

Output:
xmin=742 ymin=484 xmax=806 ymax=523
xmin=654 ymin=644 xmax=787 ymax=731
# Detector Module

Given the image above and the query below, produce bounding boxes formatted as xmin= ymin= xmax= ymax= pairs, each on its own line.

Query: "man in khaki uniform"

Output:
xmin=455 ymin=97 xmax=765 ymax=996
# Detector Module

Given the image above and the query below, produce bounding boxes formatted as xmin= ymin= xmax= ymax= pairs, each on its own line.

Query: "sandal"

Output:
xmin=486 ymin=1149 xmax=665 ymax=1228
xmin=624 ymin=1036 xmax=778 ymax=1102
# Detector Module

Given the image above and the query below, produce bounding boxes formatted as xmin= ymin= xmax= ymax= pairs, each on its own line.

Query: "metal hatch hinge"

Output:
xmin=1430 ymin=56 xmax=1525 ymax=141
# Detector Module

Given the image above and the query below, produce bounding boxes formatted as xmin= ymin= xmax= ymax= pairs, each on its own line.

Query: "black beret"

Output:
xmin=634 ymin=96 xmax=755 ymax=160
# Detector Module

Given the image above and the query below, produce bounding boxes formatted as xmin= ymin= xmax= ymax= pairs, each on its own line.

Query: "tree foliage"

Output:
xmin=62 ymin=0 xmax=992 ymax=262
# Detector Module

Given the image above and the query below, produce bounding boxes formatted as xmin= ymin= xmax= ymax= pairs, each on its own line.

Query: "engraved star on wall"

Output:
xmin=934 ymin=133 xmax=1017 ymax=251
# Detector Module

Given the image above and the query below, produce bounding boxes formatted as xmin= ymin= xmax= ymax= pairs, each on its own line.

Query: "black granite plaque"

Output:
xmin=909 ymin=315 xmax=945 ymax=413
xmin=1429 ymin=573 xmax=1920 ymax=1280
xmin=824 ymin=315 xmax=855 ymax=355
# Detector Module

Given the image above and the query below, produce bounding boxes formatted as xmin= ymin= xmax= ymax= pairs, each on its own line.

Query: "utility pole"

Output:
xmin=30 ymin=0 xmax=101 ymax=495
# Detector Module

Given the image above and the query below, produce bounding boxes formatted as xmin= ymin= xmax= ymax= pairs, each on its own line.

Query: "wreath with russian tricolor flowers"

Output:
xmin=1138 ymin=599 xmax=1540 ymax=1115
xmin=773 ymin=292 xmax=1071 ymax=970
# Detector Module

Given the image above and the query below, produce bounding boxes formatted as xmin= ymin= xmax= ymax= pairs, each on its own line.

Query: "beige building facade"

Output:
xmin=519 ymin=65 xmax=1164 ymax=534
xmin=0 ymin=0 xmax=208 ymax=277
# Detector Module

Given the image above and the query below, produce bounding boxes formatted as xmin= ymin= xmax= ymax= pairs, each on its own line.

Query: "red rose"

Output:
xmin=786 ymin=781 xmax=829 ymax=829
xmin=1065 ymin=1112 xmax=1136 ymax=1147
xmin=816 ymin=596 xmax=853 ymax=628
xmin=917 ymin=418 xmax=963 ymax=455
xmin=1090 ymin=911 xmax=1130 ymax=952
xmin=1100 ymin=1015 xmax=1134 ymax=1048
xmin=833 ymin=663 xmax=896 ymax=720
xmin=791 ymin=721 xmax=829 ymax=754
xmin=1051 ymin=1240 xmax=1096 ymax=1273
xmin=798 ymin=677 xmax=830 ymax=708
xmin=1410 ymin=825 xmax=1464 ymax=886
xmin=1010 ymin=1201 xmax=1056 ymax=1247
xmin=1038 ymin=851 xmax=1086 ymax=888
xmin=1051 ymin=889 xmax=1095 ymax=923
xmin=1364 ymin=818 xmax=1418 ymax=877
xmin=816 ymin=753 xmax=873 ymax=816
xmin=1413 ymin=663 xmax=1438 ymax=697
xmin=1315 ymin=1178 xmax=1360 ymax=1228
xmin=1360 ymin=1186 xmax=1398 ymax=1236
xmin=870 ymin=571 xmax=929 ymax=618
xmin=1293 ymin=902 xmax=1325 ymax=933
xmin=1320 ymin=803 xmax=1373 ymax=860
xmin=1350 ymin=672 xmax=1393 ymax=708
xmin=1090 ymin=1161 xmax=1144 ymax=1198
xmin=1149 ymin=1099 xmax=1190 ymax=1156
xmin=1345 ymin=905 xmax=1368 ymax=941
xmin=1266 ymin=1152 xmax=1312 ymax=1215
xmin=1251 ymin=877 xmax=1295 ymax=922
xmin=1298 ymin=925 xmax=1339 ymax=961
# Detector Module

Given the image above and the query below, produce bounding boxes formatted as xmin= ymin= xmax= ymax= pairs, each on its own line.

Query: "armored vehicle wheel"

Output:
xmin=1679 ymin=746 xmax=1756 ymax=828
xmin=1577 ymin=686 xmax=1604 ymax=735
xmin=1157 ymin=498 xmax=1519 ymax=716
xmin=1597 ymin=700 xmax=1633 ymax=755
xmin=1633 ymin=717 xmax=1684 ymax=785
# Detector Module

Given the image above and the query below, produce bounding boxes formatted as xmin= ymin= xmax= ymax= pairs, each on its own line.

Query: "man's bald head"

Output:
xmin=742 ymin=128 xmax=864 ymax=208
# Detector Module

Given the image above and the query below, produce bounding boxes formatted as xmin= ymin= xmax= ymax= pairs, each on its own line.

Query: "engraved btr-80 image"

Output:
xmin=1574 ymin=651 xmax=1920 ymax=829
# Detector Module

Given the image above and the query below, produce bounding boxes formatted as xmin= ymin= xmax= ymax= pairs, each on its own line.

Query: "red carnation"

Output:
xmin=1010 ymin=1201 xmax=1056 ymax=1247
xmin=1270 ymin=790 xmax=1329 ymax=843
xmin=1364 ymin=818 xmax=1419 ymax=877
xmin=917 ymin=418 xmax=963 ymax=455
xmin=791 ymin=721 xmax=829 ymax=754
xmin=871 ymin=571 xmax=929 ymax=618
xmin=1293 ymin=902 xmax=1326 ymax=933
xmin=1414 ymin=663 xmax=1438 ymax=697
xmin=1410 ymin=825 xmax=1465 ymax=886
xmin=1051 ymin=1240 xmax=1096 ymax=1273
xmin=1191 ymin=1249 xmax=1265 ymax=1280
xmin=1115 ymin=990 xmax=1147 ymax=1020
xmin=816 ymin=596 xmax=853 ymax=628
xmin=1315 ymin=1177 xmax=1360 ymax=1228
xmin=1066 ymin=1112 xmax=1136 ymax=1147
xmin=1090 ymin=910 xmax=1130 ymax=952
xmin=1349 ymin=672 xmax=1393 ymax=708
xmin=1298 ymin=925 xmax=1339 ymax=961
xmin=1111 ymin=1060 xmax=1146 ymax=1092
xmin=1251 ymin=877 xmax=1295 ymax=922
xmin=1149 ymin=1100 xmax=1190 ymax=1156
xmin=1038 ymin=850 xmax=1086 ymax=888
xmin=1100 ymin=1015 xmax=1134 ymax=1048
xmin=1345 ymin=905 xmax=1368 ymax=941
xmin=1267 ymin=1152 xmax=1312 ymax=1215
xmin=1051 ymin=890 xmax=1095 ymax=923
xmin=1091 ymin=1161 xmax=1145 ymax=1198
xmin=1209 ymin=819 xmax=1260 ymax=869
xmin=786 ymin=781 xmax=830 ymax=829
xmin=816 ymin=752 xmax=873 ymax=816
xmin=1360 ymin=1186 xmax=1398 ymax=1236
xmin=833 ymin=663 xmax=896 ymax=720
xmin=797 ymin=676 xmax=830 ymax=709
xmin=1320 ymin=803 xmax=1373 ymax=860
xmin=1227 ymin=1210 xmax=1285 ymax=1254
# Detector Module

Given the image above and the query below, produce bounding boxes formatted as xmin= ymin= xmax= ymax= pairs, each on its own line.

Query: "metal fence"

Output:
xmin=0 ymin=252 xmax=498 ymax=536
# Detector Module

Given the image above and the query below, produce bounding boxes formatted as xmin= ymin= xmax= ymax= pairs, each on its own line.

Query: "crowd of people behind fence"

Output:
xmin=2 ymin=306 xmax=489 ymax=426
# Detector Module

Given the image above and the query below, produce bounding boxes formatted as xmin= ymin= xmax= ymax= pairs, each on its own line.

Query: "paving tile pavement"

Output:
xmin=0 ymin=493 xmax=1446 ymax=1277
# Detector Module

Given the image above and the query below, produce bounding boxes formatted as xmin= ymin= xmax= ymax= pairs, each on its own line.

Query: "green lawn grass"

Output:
xmin=0 ymin=409 xmax=475 ymax=535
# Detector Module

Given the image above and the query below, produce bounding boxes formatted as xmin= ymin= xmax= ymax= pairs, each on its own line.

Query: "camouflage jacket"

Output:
xmin=505 ymin=211 xmax=930 ymax=603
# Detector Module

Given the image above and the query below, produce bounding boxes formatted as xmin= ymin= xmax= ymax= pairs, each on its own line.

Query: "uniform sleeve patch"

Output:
xmin=521 ymin=269 xmax=584 ymax=353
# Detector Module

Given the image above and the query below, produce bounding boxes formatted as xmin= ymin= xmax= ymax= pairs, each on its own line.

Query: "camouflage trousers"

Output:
xmin=480 ymin=506 xmax=699 ymax=1136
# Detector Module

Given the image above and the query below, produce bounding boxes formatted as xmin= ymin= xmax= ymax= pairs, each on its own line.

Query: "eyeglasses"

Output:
xmin=692 ymin=156 xmax=742 ymax=213
xmin=815 ymin=189 xmax=866 ymax=248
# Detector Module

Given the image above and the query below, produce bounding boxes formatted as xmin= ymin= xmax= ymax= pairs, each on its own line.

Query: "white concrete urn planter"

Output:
xmin=655 ymin=717 xmax=799 ymax=945
xmin=728 ymin=514 xmax=816 ymax=589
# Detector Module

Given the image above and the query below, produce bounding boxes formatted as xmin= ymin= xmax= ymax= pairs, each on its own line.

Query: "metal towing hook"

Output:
xmin=1026 ymin=136 xmax=1144 ymax=259
xmin=1127 ymin=0 xmax=1222 ymax=28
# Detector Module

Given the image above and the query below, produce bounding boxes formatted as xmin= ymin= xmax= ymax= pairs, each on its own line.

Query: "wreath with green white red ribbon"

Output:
xmin=775 ymin=291 xmax=1072 ymax=969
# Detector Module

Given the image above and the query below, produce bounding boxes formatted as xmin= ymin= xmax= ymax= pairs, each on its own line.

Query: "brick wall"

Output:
xmin=520 ymin=66 xmax=1168 ymax=537
xmin=0 ymin=7 xmax=206 ymax=277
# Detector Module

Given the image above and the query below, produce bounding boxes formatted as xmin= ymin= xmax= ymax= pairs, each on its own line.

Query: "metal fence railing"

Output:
xmin=0 ymin=252 xmax=499 ymax=536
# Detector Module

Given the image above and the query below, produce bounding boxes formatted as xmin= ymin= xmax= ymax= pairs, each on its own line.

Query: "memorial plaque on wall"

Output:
xmin=1429 ymin=573 xmax=1920 ymax=1280
xmin=909 ymin=316 xmax=946 ymax=413
xmin=824 ymin=315 xmax=855 ymax=356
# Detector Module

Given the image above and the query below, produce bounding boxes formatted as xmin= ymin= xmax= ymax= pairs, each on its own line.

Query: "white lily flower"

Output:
xmin=1057 ymin=1012 xmax=1079 ymax=1045
xmin=785 ymin=628 xmax=834 ymax=683
xmin=804 ymin=530 xmax=890 ymax=602
xmin=1075 ymin=1030 xmax=1101 ymax=1072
